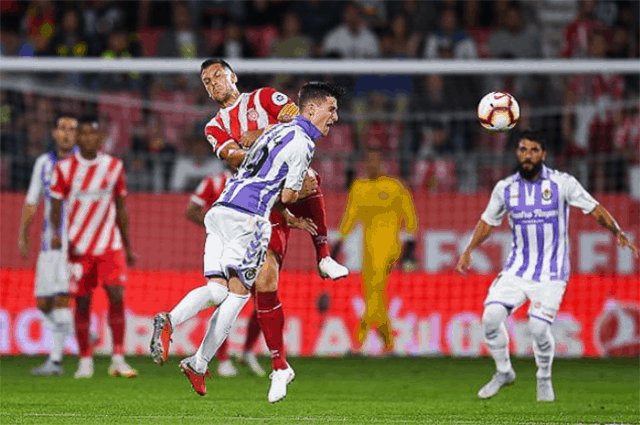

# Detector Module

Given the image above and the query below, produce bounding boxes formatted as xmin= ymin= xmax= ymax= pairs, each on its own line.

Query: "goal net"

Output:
xmin=1 ymin=59 xmax=638 ymax=358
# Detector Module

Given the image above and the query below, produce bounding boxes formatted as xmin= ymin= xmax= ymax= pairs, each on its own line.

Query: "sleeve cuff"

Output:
xmin=215 ymin=139 xmax=235 ymax=159
xmin=480 ymin=214 xmax=501 ymax=227
xmin=190 ymin=195 xmax=206 ymax=206
xmin=49 ymin=191 xmax=64 ymax=200
xmin=583 ymin=202 xmax=599 ymax=215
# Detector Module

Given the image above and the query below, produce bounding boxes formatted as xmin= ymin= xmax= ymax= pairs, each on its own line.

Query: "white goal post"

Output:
xmin=1 ymin=58 xmax=639 ymax=74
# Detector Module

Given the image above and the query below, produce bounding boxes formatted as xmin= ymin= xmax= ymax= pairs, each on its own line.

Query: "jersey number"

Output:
xmin=246 ymin=146 xmax=269 ymax=178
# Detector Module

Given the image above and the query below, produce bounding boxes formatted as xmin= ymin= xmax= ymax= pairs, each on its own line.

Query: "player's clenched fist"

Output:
xmin=455 ymin=250 xmax=472 ymax=275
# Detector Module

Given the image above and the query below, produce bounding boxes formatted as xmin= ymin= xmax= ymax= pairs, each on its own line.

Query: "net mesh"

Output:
xmin=1 ymin=67 xmax=638 ymax=357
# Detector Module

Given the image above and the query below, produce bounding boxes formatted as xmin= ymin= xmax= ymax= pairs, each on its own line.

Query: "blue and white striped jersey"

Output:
xmin=215 ymin=116 xmax=318 ymax=218
xmin=481 ymin=165 xmax=598 ymax=282
xmin=25 ymin=150 xmax=74 ymax=252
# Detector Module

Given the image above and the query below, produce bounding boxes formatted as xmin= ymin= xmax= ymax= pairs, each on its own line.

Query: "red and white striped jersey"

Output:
xmin=50 ymin=152 xmax=127 ymax=257
xmin=204 ymin=87 xmax=298 ymax=158
xmin=190 ymin=171 xmax=232 ymax=208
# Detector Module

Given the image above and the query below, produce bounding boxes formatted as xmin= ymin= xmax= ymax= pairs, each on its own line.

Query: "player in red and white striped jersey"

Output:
xmin=50 ymin=116 xmax=137 ymax=379
xmin=150 ymin=60 xmax=346 ymax=402
xmin=185 ymin=171 xmax=267 ymax=378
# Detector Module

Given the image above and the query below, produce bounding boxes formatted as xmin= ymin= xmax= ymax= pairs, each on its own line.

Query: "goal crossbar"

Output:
xmin=2 ymin=58 xmax=639 ymax=74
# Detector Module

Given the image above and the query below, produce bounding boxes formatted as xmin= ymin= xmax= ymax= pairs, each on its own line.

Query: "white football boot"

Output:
xmin=244 ymin=352 xmax=266 ymax=377
xmin=31 ymin=359 xmax=63 ymax=376
xmin=109 ymin=355 xmax=138 ymax=378
xmin=478 ymin=369 xmax=516 ymax=399
xmin=74 ymin=357 xmax=94 ymax=379
xmin=318 ymin=257 xmax=348 ymax=280
xmin=537 ymin=377 xmax=555 ymax=402
xmin=217 ymin=360 xmax=239 ymax=377
xmin=268 ymin=363 xmax=295 ymax=403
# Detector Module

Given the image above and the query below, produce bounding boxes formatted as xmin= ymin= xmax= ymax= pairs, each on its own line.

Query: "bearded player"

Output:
xmin=150 ymin=60 xmax=346 ymax=396
xmin=456 ymin=130 xmax=638 ymax=401
xmin=18 ymin=114 xmax=78 ymax=375
xmin=50 ymin=116 xmax=137 ymax=379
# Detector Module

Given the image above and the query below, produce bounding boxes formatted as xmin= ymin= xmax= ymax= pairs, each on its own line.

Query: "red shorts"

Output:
xmin=69 ymin=250 xmax=127 ymax=297
xmin=268 ymin=210 xmax=290 ymax=263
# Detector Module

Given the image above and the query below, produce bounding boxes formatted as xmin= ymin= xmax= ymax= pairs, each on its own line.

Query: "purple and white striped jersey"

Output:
xmin=215 ymin=116 xmax=319 ymax=218
xmin=25 ymin=150 xmax=72 ymax=252
xmin=481 ymin=165 xmax=598 ymax=282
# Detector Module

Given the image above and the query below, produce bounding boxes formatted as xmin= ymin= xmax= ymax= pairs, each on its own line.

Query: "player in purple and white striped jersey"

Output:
xmin=456 ymin=129 xmax=638 ymax=402
xmin=18 ymin=114 xmax=78 ymax=376
xmin=154 ymin=82 xmax=341 ymax=402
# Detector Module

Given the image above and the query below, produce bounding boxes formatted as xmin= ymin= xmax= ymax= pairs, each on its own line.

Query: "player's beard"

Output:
xmin=518 ymin=160 xmax=543 ymax=180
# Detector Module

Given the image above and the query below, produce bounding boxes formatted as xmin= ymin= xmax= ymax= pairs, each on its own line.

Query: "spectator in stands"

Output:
xmin=0 ymin=27 xmax=22 ymax=56
xmin=245 ymin=0 xmax=289 ymax=28
xmin=388 ymin=0 xmax=439 ymax=37
xmin=560 ymin=0 xmax=609 ymax=58
xmin=291 ymin=0 xmax=342 ymax=47
xmin=563 ymin=29 xmax=623 ymax=192
xmin=488 ymin=2 xmax=542 ymax=59
xmin=156 ymin=1 xmax=207 ymax=59
xmin=81 ymin=0 xmax=126 ymax=45
xmin=383 ymin=11 xmax=421 ymax=58
xmin=322 ymin=1 xmax=380 ymax=58
xmin=128 ymin=126 xmax=177 ymax=193
xmin=98 ymin=27 xmax=143 ymax=90
xmin=423 ymin=6 xmax=477 ymax=60
xmin=270 ymin=11 xmax=313 ymax=58
xmin=614 ymin=97 xmax=640 ymax=199
xmin=211 ymin=20 xmax=257 ymax=59
xmin=170 ymin=136 xmax=224 ymax=192
xmin=355 ymin=0 xmax=388 ymax=33
xmin=49 ymin=8 xmax=94 ymax=86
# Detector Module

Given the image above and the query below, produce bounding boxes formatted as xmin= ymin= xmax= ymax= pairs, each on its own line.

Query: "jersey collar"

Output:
xmin=76 ymin=151 xmax=101 ymax=166
xmin=294 ymin=116 xmax=322 ymax=140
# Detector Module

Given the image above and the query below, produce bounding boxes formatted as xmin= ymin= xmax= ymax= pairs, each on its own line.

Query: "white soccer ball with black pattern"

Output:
xmin=477 ymin=92 xmax=520 ymax=132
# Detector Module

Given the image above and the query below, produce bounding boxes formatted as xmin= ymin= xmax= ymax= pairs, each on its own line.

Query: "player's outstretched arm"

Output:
xmin=273 ymin=203 xmax=318 ymax=235
xmin=590 ymin=204 xmax=639 ymax=258
xmin=115 ymin=196 xmax=136 ymax=266
xmin=185 ymin=202 xmax=206 ymax=228
xmin=456 ymin=220 xmax=495 ymax=274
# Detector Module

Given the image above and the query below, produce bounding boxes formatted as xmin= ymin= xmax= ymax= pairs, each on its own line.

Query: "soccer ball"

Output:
xmin=477 ymin=92 xmax=520 ymax=132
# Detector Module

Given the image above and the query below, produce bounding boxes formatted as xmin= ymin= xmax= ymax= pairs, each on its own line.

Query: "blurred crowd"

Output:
xmin=1 ymin=0 xmax=639 ymax=196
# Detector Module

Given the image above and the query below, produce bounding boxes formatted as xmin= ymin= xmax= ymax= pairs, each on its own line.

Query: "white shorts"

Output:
xmin=34 ymin=250 xmax=69 ymax=297
xmin=203 ymin=205 xmax=271 ymax=288
xmin=484 ymin=273 xmax=567 ymax=323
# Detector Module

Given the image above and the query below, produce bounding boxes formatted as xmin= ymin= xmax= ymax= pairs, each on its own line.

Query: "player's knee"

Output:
xmin=36 ymin=297 xmax=53 ymax=314
xmin=53 ymin=294 xmax=71 ymax=308
xmin=529 ymin=316 xmax=551 ymax=342
xmin=482 ymin=304 xmax=508 ymax=334
xmin=207 ymin=279 xmax=229 ymax=305
xmin=106 ymin=286 xmax=123 ymax=305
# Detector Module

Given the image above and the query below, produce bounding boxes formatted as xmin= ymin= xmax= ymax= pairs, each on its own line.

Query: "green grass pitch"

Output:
xmin=1 ymin=356 xmax=638 ymax=424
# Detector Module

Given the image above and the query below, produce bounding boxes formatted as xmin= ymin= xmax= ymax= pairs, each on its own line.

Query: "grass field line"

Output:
xmin=2 ymin=412 xmax=488 ymax=424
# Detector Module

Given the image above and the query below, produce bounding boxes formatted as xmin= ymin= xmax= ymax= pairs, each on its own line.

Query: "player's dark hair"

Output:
xmin=54 ymin=113 xmax=77 ymax=127
xmin=518 ymin=129 xmax=547 ymax=151
xmin=200 ymin=58 xmax=234 ymax=74
xmin=78 ymin=115 xmax=100 ymax=128
xmin=298 ymin=82 xmax=344 ymax=109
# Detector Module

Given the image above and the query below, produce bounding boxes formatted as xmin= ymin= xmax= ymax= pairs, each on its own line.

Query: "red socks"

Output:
xmin=243 ymin=308 xmax=261 ymax=353
xmin=108 ymin=300 xmax=125 ymax=355
xmin=288 ymin=184 xmax=330 ymax=263
xmin=75 ymin=303 xmax=92 ymax=357
xmin=256 ymin=291 xmax=287 ymax=370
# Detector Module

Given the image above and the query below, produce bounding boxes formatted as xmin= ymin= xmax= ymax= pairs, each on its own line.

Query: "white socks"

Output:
xmin=530 ymin=317 xmax=554 ymax=378
xmin=49 ymin=308 xmax=73 ymax=363
xmin=194 ymin=292 xmax=250 ymax=373
xmin=169 ymin=282 xmax=229 ymax=327
xmin=482 ymin=304 xmax=513 ymax=374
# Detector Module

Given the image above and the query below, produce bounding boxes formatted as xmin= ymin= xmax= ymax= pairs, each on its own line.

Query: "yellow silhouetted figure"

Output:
xmin=337 ymin=148 xmax=418 ymax=352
